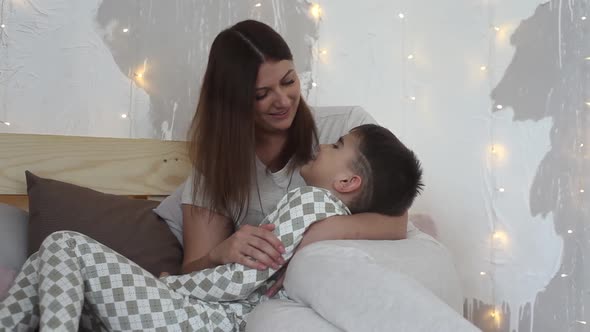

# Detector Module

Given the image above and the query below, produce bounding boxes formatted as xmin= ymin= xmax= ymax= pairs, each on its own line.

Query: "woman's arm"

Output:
xmin=181 ymin=205 xmax=285 ymax=274
xmin=181 ymin=204 xmax=233 ymax=274
xmin=299 ymin=212 xmax=408 ymax=249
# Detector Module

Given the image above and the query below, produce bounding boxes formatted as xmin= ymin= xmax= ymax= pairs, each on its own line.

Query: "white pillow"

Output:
xmin=0 ymin=204 xmax=28 ymax=271
xmin=249 ymin=229 xmax=479 ymax=331
xmin=0 ymin=204 xmax=28 ymax=300
xmin=153 ymin=184 xmax=185 ymax=245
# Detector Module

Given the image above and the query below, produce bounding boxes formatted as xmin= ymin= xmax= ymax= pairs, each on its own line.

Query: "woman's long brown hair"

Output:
xmin=187 ymin=20 xmax=317 ymax=221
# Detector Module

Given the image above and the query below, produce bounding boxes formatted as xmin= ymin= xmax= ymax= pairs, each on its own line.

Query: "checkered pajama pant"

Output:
xmin=0 ymin=186 xmax=349 ymax=332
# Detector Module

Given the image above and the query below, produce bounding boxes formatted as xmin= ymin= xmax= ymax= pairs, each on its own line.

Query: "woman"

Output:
xmin=180 ymin=20 xmax=408 ymax=295
xmin=0 ymin=20 xmax=407 ymax=331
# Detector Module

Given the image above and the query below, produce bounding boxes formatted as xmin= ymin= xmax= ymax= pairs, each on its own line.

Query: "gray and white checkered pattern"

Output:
xmin=161 ymin=186 xmax=350 ymax=303
xmin=0 ymin=186 xmax=349 ymax=331
xmin=1 ymin=232 xmax=245 ymax=331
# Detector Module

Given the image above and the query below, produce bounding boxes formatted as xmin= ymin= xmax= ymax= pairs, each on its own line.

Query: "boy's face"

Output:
xmin=300 ymin=132 xmax=361 ymax=189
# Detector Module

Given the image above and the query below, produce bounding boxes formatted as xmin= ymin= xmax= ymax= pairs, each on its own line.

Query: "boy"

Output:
xmin=161 ymin=123 xmax=423 ymax=304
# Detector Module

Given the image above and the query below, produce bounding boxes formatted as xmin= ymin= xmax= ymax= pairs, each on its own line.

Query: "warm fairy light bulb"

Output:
xmin=576 ymin=320 xmax=587 ymax=325
xmin=407 ymin=54 xmax=414 ymax=60
xmin=480 ymin=65 xmax=487 ymax=71
xmin=561 ymin=273 xmax=568 ymax=277
xmin=409 ymin=96 xmax=416 ymax=101
xmin=581 ymin=189 xmax=585 ymax=193
xmin=311 ymin=82 xmax=317 ymax=87
xmin=496 ymin=104 xmax=504 ymax=110
xmin=581 ymin=143 xmax=585 ymax=147
xmin=123 ymin=28 xmax=129 ymax=33
xmin=0 ymin=24 xmax=5 ymax=29
xmin=480 ymin=271 xmax=487 ymax=276
xmin=398 ymin=13 xmax=405 ymax=19
xmin=585 ymin=102 xmax=590 ymax=107
xmin=582 ymin=16 xmax=587 ymax=20
xmin=493 ymin=26 xmax=501 ymax=32
xmin=492 ymin=231 xmax=508 ymax=246
xmin=121 ymin=114 xmax=128 ymax=119
xmin=490 ymin=144 xmax=506 ymax=160
xmin=498 ymin=187 xmax=505 ymax=193
xmin=254 ymin=3 xmax=262 ymax=7
xmin=320 ymin=49 xmax=328 ymax=55
xmin=310 ymin=4 xmax=322 ymax=19
xmin=1 ymin=121 xmax=10 ymax=126
xmin=567 ymin=229 xmax=574 ymax=234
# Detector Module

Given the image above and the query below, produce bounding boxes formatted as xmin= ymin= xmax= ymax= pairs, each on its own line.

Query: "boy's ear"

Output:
xmin=334 ymin=174 xmax=362 ymax=193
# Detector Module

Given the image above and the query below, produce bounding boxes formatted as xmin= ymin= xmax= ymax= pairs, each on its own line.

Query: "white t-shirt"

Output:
xmin=181 ymin=106 xmax=376 ymax=227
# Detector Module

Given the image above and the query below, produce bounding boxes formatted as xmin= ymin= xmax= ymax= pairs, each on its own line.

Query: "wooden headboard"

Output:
xmin=0 ymin=133 xmax=191 ymax=210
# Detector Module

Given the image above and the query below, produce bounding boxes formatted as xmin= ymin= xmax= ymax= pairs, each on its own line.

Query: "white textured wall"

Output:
xmin=1 ymin=1 xmax=588 ymax=331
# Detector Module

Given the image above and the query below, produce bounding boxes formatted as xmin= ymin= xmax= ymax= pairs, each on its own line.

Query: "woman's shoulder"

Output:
xmin=311 ymin=106 xmax=377 ymax=144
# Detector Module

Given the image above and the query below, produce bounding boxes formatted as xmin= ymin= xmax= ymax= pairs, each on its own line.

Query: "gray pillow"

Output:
xmin=0 ymin=203 xmax=28 ymax=271
xmin=153 ymin=183 xmax=185 ymax=245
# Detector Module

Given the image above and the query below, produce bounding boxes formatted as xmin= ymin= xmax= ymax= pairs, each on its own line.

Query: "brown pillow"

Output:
xmin=26 ymin=171 xmax=182 ymax=276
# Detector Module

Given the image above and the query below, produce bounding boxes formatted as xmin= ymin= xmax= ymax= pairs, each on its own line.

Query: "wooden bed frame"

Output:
xmin=0 ymin=133 xmax=191 ymax=211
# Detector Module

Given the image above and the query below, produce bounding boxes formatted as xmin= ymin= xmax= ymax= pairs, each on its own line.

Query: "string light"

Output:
xmin=122 ymin=28 xmax=129 ymax=33
xmin=121 ymin=114 xmax=128 ymax=119
xmin=568 ymin=229 xmax=574 ymax=234
xmin=0 ymin=24 xmax=4 ymax=29
xmin=576 ymin=320 xmax=588 ymax=325
xmin=310 ymin=4 xmax=322 ymax=19
xmin=480 ymin=65 xmax=487 ymax=71
xmin=0 ymin=120 xmax=9 ymax=126
xmin=398 ymin=13 xmax=405 ymax=19
xmin=496 ymin=104 xmax=503 ymax=110
xmin=561 ymin=273 xmax=568 ymax=277
xmin=497 ymin=187 xmax=505 ymax=193
xmin=311 ymin=82 xmax=317 ymax=87
xmin=320 ymin=49 xmax=328 ymax=55
xmin=582 ymin=16 xmax=587 ymax=21
xmin=581 ymin=143 xmax=585 ymax=147
xmin=407 ymin=54 xmax=414 ymax=60
xmin=585 ymin=101 xmax=590 ymax=107
xmin=489 ymin=309 xmax=502 ymax=325
xmin=580 ymin=189 xmax=585 ymax=193
xmin=254 ymin=3 xmax=262 ymax=8
xmin=408 ymin=96 xmax=416 ymax=101
xmin=492 ymin=231 xmax=508 ymax=245
xmin=493 ymin=26 xmax=501 ymax=32
xmin=480 ymin=271 xmax=487 ymax=276
xmin=490 ymin=144 xmax=506 ymax=160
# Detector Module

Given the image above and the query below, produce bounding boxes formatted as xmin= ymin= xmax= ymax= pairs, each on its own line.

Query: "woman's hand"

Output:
xmin=209 ymin=224 xmax=286 ymax=270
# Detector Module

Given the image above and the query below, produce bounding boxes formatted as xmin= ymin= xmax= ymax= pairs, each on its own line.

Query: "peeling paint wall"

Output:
xmin=1 ymin=1 xmax=588 ymax=331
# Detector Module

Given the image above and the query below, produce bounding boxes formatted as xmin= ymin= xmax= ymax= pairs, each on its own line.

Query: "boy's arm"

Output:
xmin=299 ymin=212 xmax=408 ymax=248
xmin=266 ymin=212 xmax=408 ymax=297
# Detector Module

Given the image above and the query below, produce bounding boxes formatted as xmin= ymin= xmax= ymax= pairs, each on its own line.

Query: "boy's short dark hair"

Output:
xmin=348 ymin=124 xmax=424 ymax=216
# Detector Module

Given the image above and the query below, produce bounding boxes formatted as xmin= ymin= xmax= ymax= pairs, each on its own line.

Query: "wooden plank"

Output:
xmin=0 ymin=195 xmax=29 ymax=211
xmin=0 ymin=133 xmax=191 ymax=195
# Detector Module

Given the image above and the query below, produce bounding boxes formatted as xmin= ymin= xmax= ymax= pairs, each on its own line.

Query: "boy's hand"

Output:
xmin=266 ymin=264 xmax=288 ymax=297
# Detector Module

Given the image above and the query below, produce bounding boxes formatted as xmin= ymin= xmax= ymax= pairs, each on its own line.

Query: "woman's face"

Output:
xmin=254 ymin=60 xmax=301 ymax=134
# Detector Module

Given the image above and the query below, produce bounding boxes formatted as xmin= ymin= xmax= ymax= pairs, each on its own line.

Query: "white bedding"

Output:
xmin=246 ymin=226 xmax=479 ymax=331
